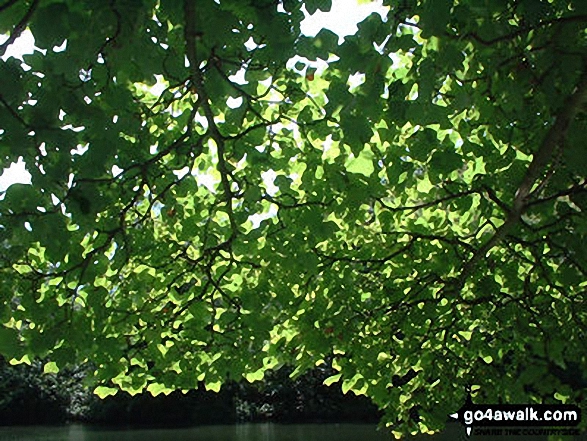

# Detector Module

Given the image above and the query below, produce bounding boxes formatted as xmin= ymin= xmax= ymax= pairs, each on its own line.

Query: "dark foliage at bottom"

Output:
xmin=0 ymin=359 xmax=381 ymax=426
xmin=235 ymin=366 xmax=382 ymax=424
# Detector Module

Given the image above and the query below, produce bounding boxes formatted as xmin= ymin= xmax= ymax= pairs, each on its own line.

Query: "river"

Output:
xmin=0 ymin=422 xmax=582 ymax=440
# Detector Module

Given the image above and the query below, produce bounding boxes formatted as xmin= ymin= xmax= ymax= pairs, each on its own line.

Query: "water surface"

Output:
xmin=0 ymin=422 xmax=579 ymax=440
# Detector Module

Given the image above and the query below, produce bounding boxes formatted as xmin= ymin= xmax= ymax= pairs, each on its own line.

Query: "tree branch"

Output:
xmin=459 ymin=63 xmax=587 ymax=284
xmin=183 ymin=0 xmax=237 ymax=237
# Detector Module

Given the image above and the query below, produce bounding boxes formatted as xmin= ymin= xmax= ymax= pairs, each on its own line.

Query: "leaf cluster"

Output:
xmin=1 ymin=0 xmax=586 ymax=435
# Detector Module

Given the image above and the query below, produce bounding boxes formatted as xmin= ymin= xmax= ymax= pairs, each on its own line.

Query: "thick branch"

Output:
xmin=514 ymin=69 xmax=587 ymax=209
xmin=460 ymin=64 xmax=587 ymax=283
xmin=183 ymin=0 xmax=237 ymax=237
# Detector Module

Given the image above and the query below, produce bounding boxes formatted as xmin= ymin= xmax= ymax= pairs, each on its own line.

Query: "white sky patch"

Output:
xmin=147 ymin=74 xmax=167 ymax=97
xmin=228 ymin=68 xmax=247 ymax=85
xmin=348 ymin=72 xmax=366 ymax=89
xmin=53 ymin=40 xmax=67 ymax=53
xmin=244 ymin=36 xmax=260 ymax=51
xmin=173 ymin=166 xmax=190 ymax=180
xmin=249 ymin=203 xmax=278 ymax=229
xmin=196 ymin=112 xmax=209 ymax=130
xmin=111 ymin=165 xmax=124 ymax=178
xmin=0 ymin=29 xmax=35 ymax=61
xmin=0 ymin=158 xmax=31 ymax=192
xmin=226 ymin=96 xmax=243 ymax=109
xmin=286 ymin=55 xmax=330 ymax=77
xmin=71 ymin=144 xmax=89 ymax=155
xmin=300 ymin=0 xmax=388 ymax=41
xmin=261 ymin=169 xmax=279 ymax=196
xmin=195 ymin=173 xmax=218 ymax=192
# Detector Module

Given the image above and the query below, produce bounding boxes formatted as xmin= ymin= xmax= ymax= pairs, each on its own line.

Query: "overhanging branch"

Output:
xmin=183 ymin=0 xmax=237 ymax=237
xmin=459 ymin=63 xmax=587 ymax=285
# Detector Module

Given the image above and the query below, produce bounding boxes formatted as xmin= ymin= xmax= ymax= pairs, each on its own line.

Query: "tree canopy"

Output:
xmin=1 ymin=0 xmax=586 ymax=436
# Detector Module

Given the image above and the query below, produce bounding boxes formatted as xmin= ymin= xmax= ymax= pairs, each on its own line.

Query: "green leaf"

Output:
xmin=43 ymin=361 xmax=60 ymax=374
xmin=305 ymin=0 xmax=332 ymax=14
xmin=245 ymin=368 xmax=265 ymax=382
xmin=0 ymin=327 xmax=20 ymax=357
xmin=147 ymin=382 xmax=174 ymax=396
xmin=342 ymin=373 xmax=363 ymax=394
xmin=341 ymin=114 xmax=373 ymax=154
xmin=0 ymin=59 xmax=24 ymax=104
xmin=94 ymin=386 xmax=119 ymax=398
xmin=345 ymin=146 xmax=374 ymax=177
xmin=419 ymin=0 xmax=453 ymax=37
xmin=1 ymin=183 xmax=40 ymax=212
xmin=29 ymin=3 xmax=70 ymax=48
xmin=428 ymin=148 xmax=462 ymax=177
xmin=324 ymin=373 xmax=341 ymax=386
xmin=408 ymin=128 xmax=437 ymax=162
xmin=205 ymin=381 xmax=222 ymax=392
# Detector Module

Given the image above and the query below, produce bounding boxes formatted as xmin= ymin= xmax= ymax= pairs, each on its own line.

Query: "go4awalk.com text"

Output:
xmin=450 ymin=400 xmax=581 ymax=437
